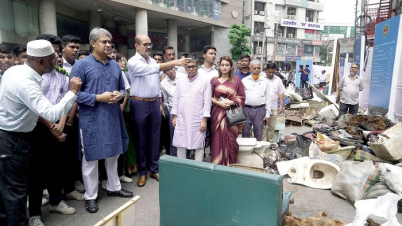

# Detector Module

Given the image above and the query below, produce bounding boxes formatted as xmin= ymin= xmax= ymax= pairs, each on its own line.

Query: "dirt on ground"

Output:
xmin=284 ymin=211 xmax=345 ymax=226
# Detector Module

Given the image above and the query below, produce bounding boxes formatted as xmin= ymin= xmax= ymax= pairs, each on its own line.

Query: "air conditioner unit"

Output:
xmin=288 ymin=34 xmax=293 ymax=38
xmin=277 ymin=33 xmax=283 ymax=38
xmin=256 ymin=47 xmax=262 ymax=55
xmin=305 ymin=17 xmax=310 ymax=22
xmin=254 ymin=10 xmax=258 ymax=14
xmin=259 ymin=11 xmax=265 ymax=16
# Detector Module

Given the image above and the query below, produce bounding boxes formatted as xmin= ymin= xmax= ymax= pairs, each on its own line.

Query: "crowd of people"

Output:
xmin=0 ymin=27 xmax=289 ymax=226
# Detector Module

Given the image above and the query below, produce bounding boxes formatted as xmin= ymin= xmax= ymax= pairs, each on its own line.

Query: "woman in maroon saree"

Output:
xmin=210 ymin=56 xmax=245 ymax=166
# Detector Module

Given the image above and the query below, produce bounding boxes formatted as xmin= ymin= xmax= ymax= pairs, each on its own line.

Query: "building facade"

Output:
xmin=0 ymin=0 xmax=243 ymax=61
xmin=244 ymin=0 xmax=324 ymax=69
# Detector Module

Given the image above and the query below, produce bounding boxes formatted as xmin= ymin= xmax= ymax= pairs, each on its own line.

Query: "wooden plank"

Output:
xmin=94 ymin=196 xmax=141 ymax=226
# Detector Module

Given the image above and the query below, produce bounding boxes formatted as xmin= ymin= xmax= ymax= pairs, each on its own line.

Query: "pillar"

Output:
xmin=39 ymin=0 xmax=57 ymax=35
xmin=118 ymin=24 xmax=128 ymax=57
xmin=135 ymin=9 xmax=148 ymax=35
xmin=167 ymin=19 xmax=178 ymax=58
xmin=89 ymin=11 xmax=102 ymax=31
xmin=184 ymin=35 xmax=190 ymax=53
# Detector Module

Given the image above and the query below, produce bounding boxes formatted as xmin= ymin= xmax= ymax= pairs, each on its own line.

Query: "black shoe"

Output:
xmin=85 ymin=199 xmax=98 ymax=213
xmin=107 ymin=189 xmax=133 ymax=198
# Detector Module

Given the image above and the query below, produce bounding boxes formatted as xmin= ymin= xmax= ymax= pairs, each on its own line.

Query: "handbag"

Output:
xmin=226 ymin=103 xmax=247 ymax=126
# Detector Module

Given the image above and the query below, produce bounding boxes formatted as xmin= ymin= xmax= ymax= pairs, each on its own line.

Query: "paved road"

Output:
xmin=38 ymin=126 xmax=402 ymax=225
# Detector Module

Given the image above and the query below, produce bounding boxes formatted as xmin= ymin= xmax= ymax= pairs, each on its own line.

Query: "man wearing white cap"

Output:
xmin=0 ymin=40 xmax=82 ymax=226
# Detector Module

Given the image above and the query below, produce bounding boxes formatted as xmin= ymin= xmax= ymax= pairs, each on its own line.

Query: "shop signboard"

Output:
xmin=281 ymin=18 xmax=324 ymax=31
xmin=285 ymin=56 xmax=301 ymax=62
xmin=305 ymin=29 xmax=321 ymax=40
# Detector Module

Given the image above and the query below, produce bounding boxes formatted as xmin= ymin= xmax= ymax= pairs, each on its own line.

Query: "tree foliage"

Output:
xmin=228 ymin=24 xmax=252 ymax=60
xmin=319 ymin=44 xmax=332 ymax=66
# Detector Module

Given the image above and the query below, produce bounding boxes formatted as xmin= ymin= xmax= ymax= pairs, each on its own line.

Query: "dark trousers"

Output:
xmin=167 ymin=107 xmax=177 ymax=157
xmin=339 ymin=102 xmax=359 ymax=116
xmin=130 ymin=99 xmax=161 ymax=175
xmin=242 ymin=106 xmax=266 ymax=141
xmin=160 ymin=113 xmax=171 ymax=155
xmin=319 ymin=82 xmax=326 ymax=88
xmin=28 ymin=123 xmax=77 ymax=215
xmin=28 ymin=124 xmax=49 ymax=217
xmin=68 ymin=118 xmax=82 ymax=183
xmin=301 ymin=80 xmax=308 ymax=88
xmin=48 ymin=122 xmax=77 ymax=206
xmin=0 ymin=129 xmax=30 ymax=226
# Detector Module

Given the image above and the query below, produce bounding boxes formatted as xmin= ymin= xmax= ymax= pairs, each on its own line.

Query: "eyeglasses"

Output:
xmin=186 ymin=65 xmax=197 ymax=70
xmin=351 ymin=67 xmax=358 ymax=69
xmin=138 ymin=43 xmax=153 ymax=48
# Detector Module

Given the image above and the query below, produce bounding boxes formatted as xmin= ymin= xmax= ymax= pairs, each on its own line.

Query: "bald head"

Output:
xmin=135 ymin=34 xmax=149 ymax=44
xmin=135 ymin=34 xmax=152 ymax=58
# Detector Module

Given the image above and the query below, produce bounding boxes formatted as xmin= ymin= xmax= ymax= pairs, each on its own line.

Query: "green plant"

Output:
xmin=228 ymin=24 xmax=252 ymax=60
xmin=319 ymin=43 xmax=332 ymax=66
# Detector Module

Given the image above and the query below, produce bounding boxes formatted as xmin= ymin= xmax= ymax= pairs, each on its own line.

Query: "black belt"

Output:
xmin=245 ymin=104 xmax=265 ymax=109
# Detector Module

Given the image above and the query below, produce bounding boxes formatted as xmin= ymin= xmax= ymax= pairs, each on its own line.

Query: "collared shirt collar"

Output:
xmin=268 ymin=75 xmax=279 ymax=80
xmin=188 ymin=73 xmax=198 ymax=82
xmin=134 ymin=52 xmax=152 ymax=63
xmin=90 ymin=54 xmax=111 ymax=65
xmin=166 ymin=74 xmax=177 ymax=82
xmin=348 ymin=74 xmax=359 ymax=80
xmin=22 ymin=63 xmax=42 ymax=82
xmin=246 ymin=74 xmax=264 ymax=82
xmin=63 ymin=57 xmax=74 ymax=68
xmin=240 ymin=68 xmax=251 ymax=75
xmin=201 ymin=64 xmax=217 ymax=72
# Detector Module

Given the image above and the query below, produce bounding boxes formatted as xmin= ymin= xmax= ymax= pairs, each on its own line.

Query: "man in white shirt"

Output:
xmin=198 ymin=45 xmax=218 ymax=81
xmin=242 ymin=60 xmax=271 ymax=141
xmin=315 ymin=70 xmax=327 ymax=88
xmin=127 ymin=34 xmax=189 ymax=187
xmin=26 ymin=35 xmax=83 ymax=226
xmin=160 ymin=67 xmax=185 ymax=157
xmin=337 ymin=63 xmax=363 ymax=115
xmin=198 ymin=46 xmax=218 ymax=155
xmin=61 ymin=35 xmax=80 ymax=72
xmin=0 ymin=40 xmax=81 ymax=226
xmin=264 ymin=62 xmax=285 ymax=143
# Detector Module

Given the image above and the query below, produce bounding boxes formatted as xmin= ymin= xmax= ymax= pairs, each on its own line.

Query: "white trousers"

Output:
xmin=80 ymin=130 xmax=121 ymax=200
xmin=177 ymin=147 xmax=204 ymax=162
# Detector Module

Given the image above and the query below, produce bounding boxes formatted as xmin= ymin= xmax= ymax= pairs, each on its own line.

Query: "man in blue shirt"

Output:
xmin=234 ymin=54 xmax=251 ymax=80
xmin=300 ymin=65 xmax=310 ymax=88
xmin=72 ymin=28 xmax=133 ymax=214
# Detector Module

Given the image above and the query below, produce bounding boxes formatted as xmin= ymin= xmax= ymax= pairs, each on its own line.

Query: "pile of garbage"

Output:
xmin=262 ymin=84 xmax=402 ymax=225
xmin=264 ymin=119 xmax=402 ymax=225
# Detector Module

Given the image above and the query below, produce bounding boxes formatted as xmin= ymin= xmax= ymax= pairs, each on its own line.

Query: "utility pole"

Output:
xmin=355 ymin=0 xmax=358 ymax=40
xmin=360 ymin=0 xmax=366 ymax=37
xmin=261 ymin=10 xmax=267 ymax=67
xmin=326 ymin=26 xmax=330 ymax=65
xmin=272 ymin=23 xmax=279 ymax=63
